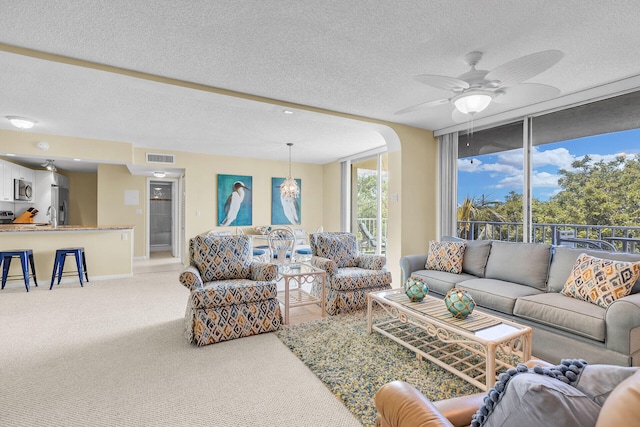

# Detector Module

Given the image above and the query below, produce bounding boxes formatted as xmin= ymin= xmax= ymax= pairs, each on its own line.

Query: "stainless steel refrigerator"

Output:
xmin=33 ymin=171 xmax=70 ymax=225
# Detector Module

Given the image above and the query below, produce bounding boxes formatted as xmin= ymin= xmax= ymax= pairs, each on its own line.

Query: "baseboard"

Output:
xmin=2 ymin=273 xmax=134 ymax=290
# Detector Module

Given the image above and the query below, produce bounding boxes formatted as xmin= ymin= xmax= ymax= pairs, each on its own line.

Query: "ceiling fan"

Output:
xmin=396 ymin=50 xmax=564 ymax=121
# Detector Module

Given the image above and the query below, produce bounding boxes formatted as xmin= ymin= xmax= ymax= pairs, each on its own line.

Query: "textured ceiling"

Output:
xmin=1 ymin=0 xmax=640 ymax=171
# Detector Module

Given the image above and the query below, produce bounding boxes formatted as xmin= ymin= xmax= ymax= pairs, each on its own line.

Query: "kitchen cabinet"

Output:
xmin=1 ymin=160 xmax=14 ymax=201
xmin=0 ymin=160 xmax=38 ymax=202
xmin=12 ymin=164 xmax=32 ymax=181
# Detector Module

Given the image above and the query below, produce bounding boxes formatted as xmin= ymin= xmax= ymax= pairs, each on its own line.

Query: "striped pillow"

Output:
xmin=425 ymin=240 xmax=467 ymax=274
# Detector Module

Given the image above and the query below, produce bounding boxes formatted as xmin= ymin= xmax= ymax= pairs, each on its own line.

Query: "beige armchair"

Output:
xmin=310 ymin=231 xmax=392 ymax=315
xmin=179 ymin=234 xmax=282 ymax=345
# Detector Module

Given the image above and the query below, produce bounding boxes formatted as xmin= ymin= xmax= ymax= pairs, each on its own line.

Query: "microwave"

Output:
xmin=14 ymin=179 xmax=33 ymax=202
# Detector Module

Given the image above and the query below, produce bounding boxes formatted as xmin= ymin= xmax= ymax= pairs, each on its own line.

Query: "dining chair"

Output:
xmin=267 ymin=227 xmax=295 ymax=264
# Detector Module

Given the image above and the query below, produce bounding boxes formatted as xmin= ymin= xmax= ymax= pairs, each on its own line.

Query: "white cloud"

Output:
xmin=532 ymin=171 xmax=561 ymax=188
xmin=496 ymin=149 xmax=524 ymax=167
xmin=460 ymin=143 xmax=638 ymax=201
xmin=457 ymin=158 xmax=482 ymax=172
xmin=494 ymin=173 xmax=523 ymax=189
xmin=483 ymin=163 xmax=520 ymax=175
xmin=532 ymin=147 xmax=575 ymax=169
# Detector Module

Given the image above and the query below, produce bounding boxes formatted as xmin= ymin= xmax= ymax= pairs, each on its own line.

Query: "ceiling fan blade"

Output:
xmin=394 ymin=98 xmax=450 ymax=115
xmin=413 ymin=74 xmax=469 ymax=91
xmin=493 ymin=83 xmax=561 ymax=104
xmin=485 ymin=50 xmax=564 ymax=87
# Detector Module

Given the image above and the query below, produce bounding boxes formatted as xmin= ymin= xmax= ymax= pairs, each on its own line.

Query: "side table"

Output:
xmin=277 ymin=263 xmax=326 ymax=324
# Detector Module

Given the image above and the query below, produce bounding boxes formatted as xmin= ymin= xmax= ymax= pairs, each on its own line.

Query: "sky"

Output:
xmin=458 ymin=127 xmax=640 ymax=204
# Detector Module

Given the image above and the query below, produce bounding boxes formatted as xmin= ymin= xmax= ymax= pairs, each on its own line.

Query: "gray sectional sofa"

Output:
xmin=400 ymin=239 xmax=640 ymax=366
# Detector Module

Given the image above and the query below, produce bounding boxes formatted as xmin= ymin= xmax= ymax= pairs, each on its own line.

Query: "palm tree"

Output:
xmin=457 ymin=195 xmax=505 ymax=239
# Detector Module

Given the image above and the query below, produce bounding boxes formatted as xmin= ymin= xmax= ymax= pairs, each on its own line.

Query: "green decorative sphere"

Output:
xmin=444 ymin=289 xmax=476 ymax=319
xmin=404 ymin=276 xmax=429 ymax=302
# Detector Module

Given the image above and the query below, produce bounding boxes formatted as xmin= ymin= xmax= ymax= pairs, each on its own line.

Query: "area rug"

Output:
xmin=275 ymin=310 xmax=481 ymax=427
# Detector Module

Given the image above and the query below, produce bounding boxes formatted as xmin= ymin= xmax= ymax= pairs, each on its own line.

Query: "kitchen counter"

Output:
xmin=0 ymin=224 xmax=134 ymax=232
xmin=0 ymin=225 xmax=134 ymax=287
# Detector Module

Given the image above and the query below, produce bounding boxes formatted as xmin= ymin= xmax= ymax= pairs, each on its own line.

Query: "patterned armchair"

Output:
xmin=179 ymin=234 xmax=282 ymax=346
xmin=310 ymin=232 xmax=392 ymax=315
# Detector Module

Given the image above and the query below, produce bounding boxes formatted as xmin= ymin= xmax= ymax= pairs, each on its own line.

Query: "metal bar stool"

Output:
xmin=50 ymin=247 xmax=89 ymax=290
xmin=0 ymin=249 xmax=38 ymax=292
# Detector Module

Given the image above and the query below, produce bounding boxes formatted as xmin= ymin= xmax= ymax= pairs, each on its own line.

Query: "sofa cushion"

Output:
xmin=514 ymin=293 xmax=606 ymax=341
xmin=315 ymin=233 xmax=359 ymax=268
xmin=484 ymin=241 xmax=551 ymax=290
xmin=561 ymin=253 xmax=640 ymax=308
xmin=425 ymin=240 xmax=467 ymax=274
xmin=410 ymin=269 xmax=477 ymax=296
xmin=456 ymin=278 xmax=543 ymax=315
xmin=329 ymin=267 xmax=392 ymax=291
xmin=462 ymin=240 xmax=492 ymax=277
xmin=548 ymin=246 xmax=640 ymax=293
xmin=189 ymin=279 xmax=278 ymax=308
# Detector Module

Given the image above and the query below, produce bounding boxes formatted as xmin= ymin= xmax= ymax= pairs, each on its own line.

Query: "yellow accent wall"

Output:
xmin=97 ymin=164 xmax=147 ymax=257
xmin=67 ymin=171 xmax=98 ymax=225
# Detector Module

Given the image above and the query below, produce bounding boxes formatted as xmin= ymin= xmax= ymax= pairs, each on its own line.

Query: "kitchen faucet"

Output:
xmin=47 ymin=205 xmax=58 ymax=228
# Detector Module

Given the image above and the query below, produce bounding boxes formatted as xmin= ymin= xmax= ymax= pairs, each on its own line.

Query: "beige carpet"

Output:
xmin=0 ymin=267 xmax=361 ymax=427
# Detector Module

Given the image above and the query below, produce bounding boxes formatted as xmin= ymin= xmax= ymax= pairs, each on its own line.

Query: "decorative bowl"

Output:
xmin=444 ymin=289 xmax=476 ymax=319
xmin=404 ymin=276 xmax=429 ymax=302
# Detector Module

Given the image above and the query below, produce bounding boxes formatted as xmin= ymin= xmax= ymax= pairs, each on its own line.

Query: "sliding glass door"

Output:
xmin=351 ymin=153 xmax=388 ymax=255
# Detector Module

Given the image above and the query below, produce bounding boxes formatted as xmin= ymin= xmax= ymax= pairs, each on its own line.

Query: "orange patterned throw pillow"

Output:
xmin=425 ymin=240 xmax=467 ymax=274
xmin=561 ymin=253 xmax=640 ymax=308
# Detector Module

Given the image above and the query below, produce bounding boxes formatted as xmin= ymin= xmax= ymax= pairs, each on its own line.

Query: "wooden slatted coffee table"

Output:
xmin=367 ymin=289 xmax=532 ymax=390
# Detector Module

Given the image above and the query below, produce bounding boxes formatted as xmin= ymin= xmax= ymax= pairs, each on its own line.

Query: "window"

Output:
xmin=456 ymin=90 xmax=640 ymax=251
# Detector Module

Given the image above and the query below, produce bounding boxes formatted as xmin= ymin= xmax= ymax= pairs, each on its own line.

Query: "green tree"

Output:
xmin=357 ymin=173 xmax=388 ymax=220
xmin=551 ymin=155 xmax=640 ymax=226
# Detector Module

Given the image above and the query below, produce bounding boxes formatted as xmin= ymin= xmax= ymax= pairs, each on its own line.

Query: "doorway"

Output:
xmin=350 ymin=153 xmax=388 ymax=255
xmin=148 ymin=179 xmax=180 ymax=258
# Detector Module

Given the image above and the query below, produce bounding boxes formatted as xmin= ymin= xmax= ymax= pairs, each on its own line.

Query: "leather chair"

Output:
xmin=179 ymin=234 xmax=282 ymax=345
xmin=309 ymin=231 xmax=392 ymax=315
xmin=374 ymin=359 xmax=640 ymax=427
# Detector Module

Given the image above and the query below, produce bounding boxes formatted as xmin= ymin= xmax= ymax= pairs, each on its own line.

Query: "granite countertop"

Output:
xmin=0 ymin=224 xmax=134 ymax=232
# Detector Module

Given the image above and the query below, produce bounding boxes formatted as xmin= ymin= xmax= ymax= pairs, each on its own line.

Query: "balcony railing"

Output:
xmin=357 ymin=217 xmax=388 ymax=254
xmin=457 ymin=221 xmax=640 ymax=253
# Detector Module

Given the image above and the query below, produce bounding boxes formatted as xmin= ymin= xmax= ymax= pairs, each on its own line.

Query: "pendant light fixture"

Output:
xmin=281 ymin=143 xmax=299 ymax=198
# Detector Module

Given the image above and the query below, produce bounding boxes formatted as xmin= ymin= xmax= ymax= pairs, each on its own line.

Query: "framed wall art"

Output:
xmin=271 ymin=177 xmax=301 ymax=225
xmin=218 ymin=174 xmax=252 ymax=226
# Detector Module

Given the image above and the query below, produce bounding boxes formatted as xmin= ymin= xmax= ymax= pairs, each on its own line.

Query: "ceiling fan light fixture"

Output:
xmin=453 ymin=91 xmax=494 ymax=115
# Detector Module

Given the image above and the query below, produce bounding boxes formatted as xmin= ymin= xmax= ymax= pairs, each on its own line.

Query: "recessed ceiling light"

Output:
xmin=6 ymin=116 xmax=37 ymax=130
xmin=73 ymin=158 xmax=81 ymax=161
xmin=283 ymin=110 xmax=294 ymax=115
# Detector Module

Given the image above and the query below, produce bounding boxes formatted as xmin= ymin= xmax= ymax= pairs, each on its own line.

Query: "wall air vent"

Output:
xmin=146 ymin=153 xmax=175 ymax=164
